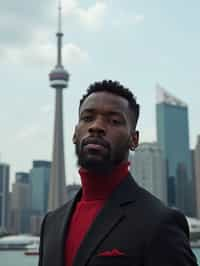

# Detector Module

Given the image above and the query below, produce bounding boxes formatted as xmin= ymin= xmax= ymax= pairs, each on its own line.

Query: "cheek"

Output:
xmin=76 ymin=126 xmax=88 ymax=144
xmin=76 ymin=125 xmax=85 ymax=137
xmin=109 ymin=131 xmax=130 ymax=147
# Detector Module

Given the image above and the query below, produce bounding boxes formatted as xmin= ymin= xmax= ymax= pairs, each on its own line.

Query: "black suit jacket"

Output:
xmin=38 ymin=174 xmax=198 ymax=266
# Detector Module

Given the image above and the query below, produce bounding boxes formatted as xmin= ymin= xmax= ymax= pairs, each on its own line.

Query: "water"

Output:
xmin=1 ymin=249 xmax=200 ymax=266
xmin=193 ymin=249 xmax=200 ymax=265
xmin=0 ymin=251 xmax=38 ymax=266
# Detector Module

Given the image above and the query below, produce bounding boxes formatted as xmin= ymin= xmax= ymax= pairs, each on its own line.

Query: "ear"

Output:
xmin=72 ymin=125 xmax=78 ymax=144
xmin=129 ymin=130 xmax=139 ymax=151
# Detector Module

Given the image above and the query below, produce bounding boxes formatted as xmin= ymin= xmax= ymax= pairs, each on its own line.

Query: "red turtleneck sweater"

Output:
xmin=65 ymin=162 xmax=129 ymax=266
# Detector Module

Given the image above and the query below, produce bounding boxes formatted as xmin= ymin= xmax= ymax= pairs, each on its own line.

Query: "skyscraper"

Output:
xmin=129 ymin=143 xmax=167 ymax=203
xmin=30 ymin=161 xmax=51 ymax=235
xmin=30 ymin=161 xmax=51 ymax=215
xmin=0 ymin=163 xmax=9 ymax=232
xmin=191 ymin=149 xmax=197 ymax=217
xmin=16 ymin=172 xmax=29 ymax=184
xmin=9 ymin=172 xmax=31 ymax=234
xmin=194 ymin=135 xmax=200 ymax=218
xmin=156 ymin=85 xmax=192 ymax=215
xmin=48 ymin=2 xmax=69 ymax=211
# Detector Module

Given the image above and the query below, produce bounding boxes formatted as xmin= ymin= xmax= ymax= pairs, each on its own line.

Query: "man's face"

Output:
xmin=73 ymin=92 xmax=139 ymax=173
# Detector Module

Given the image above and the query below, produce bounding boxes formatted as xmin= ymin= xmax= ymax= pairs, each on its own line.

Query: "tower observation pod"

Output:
xmin=49 ymin=2 xmax=69 ymax=89
xmin=49 ymin=65 xmax=69 ymax=88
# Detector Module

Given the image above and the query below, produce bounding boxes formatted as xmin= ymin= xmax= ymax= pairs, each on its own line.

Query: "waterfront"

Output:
xmin=194 ymin=248 xmax=200 ymax=265
xmin=0 ymin=250 xmax=38 ymax=266
xmin=1 ymin=249 xmax=200 ymax=266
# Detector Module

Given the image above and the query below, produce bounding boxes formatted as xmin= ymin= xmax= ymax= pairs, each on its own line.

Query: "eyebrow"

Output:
xmin=80 ymin=108 xmax=124 ymax=117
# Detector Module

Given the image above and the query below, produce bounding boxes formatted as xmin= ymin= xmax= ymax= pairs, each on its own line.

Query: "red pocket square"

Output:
xmin=98 ymin=249 xmax=126 ymax=256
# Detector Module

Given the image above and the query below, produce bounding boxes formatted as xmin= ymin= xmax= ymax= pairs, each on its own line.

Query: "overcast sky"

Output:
xmin=1 ymin=0 xmax=200 ymax=185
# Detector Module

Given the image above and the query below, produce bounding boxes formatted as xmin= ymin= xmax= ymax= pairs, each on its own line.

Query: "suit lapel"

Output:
xmin=73 ymin=175 xmax=139 ymax=266
xmin=73 ymin=200 xmax=125 ymax=266
xmin=59 ymin=190 xmax=82 ymax=266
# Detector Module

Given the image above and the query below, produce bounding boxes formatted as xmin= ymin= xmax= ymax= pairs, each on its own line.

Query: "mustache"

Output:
xmin=82 ymin=137 xmax=110 ymax=149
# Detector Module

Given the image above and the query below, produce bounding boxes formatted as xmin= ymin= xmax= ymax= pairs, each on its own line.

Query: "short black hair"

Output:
xmin=79 ymin=80 xmax=140 ymax=129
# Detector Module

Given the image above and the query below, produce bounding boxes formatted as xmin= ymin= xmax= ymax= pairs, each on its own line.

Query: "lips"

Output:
xmin=82 ymin=137 xmax=109 ymax=150
xmin=84 ymin=143 xmax=106 ymax=151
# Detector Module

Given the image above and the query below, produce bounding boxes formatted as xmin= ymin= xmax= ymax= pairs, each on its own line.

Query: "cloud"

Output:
xmin=112 ymin=14 xmax=145 ymax=27
xmin=134 ymin=15 xmax=145 ymax=24
xmin=15 ymin=102 xmax=54 ymax=141
xmin=63 ymin=43 xmax=89 ymax=64
xmin=76 ymin=1 xmax=107 ymax=31
xmin=0 ymin=0 xmax=108 ymax=48
xmin=40 ymin=104 xmax=53 ymax=114
xmin=16 ymin=123 xmax=41 ymax=140
xmin=0 ymin=41 xmax=89 ymax=67
xmin=0 ymin=1 xmax=107 ymax=66
xmin=62 ymin=0 xmax=79 ymax=16
xmin=0 ymin=0 xmax=53 ymax=45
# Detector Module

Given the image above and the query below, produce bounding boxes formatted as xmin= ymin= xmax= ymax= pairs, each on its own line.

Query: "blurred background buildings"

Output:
xmin=129 ymin=85 xmax=200 ymax=219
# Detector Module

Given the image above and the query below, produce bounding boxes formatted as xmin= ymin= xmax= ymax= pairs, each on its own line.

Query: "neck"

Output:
xmin=79 ymin=162 xmax=129 ymax=201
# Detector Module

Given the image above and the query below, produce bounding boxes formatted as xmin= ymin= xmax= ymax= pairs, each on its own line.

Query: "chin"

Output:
xmin=80 ymin=158 xmax=112 ymax=173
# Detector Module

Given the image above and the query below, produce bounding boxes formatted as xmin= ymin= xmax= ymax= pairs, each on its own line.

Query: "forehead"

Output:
xmin=80 ymin=92 xmax=130 ymax=114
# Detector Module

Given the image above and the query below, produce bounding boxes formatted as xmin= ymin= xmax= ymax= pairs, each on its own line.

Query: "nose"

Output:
xmin=88 ymin=116 xmax=106 ymax=135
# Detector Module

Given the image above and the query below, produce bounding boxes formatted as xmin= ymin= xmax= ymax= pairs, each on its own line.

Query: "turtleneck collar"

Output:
xmin=79 ymin=162 xmax=129 ymax=201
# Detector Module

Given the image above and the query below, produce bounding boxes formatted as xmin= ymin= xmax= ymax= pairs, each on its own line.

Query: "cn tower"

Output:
xmin=48 ymin=1 xmax=69 ymax=211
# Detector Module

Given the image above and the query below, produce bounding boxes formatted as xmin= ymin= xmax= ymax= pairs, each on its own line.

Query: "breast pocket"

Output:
xmin=91 ymin=255 xmax=134 ymax=266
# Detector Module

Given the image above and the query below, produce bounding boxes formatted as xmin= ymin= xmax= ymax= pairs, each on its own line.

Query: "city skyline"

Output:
xmin=1 ymin=0 xmax=200 ymax=185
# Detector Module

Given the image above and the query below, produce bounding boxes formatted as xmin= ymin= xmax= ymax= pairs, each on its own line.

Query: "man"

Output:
xmin=39 ymin=80 xmax=198 ymax=266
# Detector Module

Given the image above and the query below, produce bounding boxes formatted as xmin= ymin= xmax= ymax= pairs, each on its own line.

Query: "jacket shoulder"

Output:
xmin=126 ymin=175 xmax=189 ymax=237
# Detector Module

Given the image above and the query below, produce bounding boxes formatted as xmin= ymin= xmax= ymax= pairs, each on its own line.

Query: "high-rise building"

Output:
xmin=191 ymin=149 xmax=197 ymax=217
xmin=194 ymin=136 xmax=200 ymax=218
xmin=0 ymin=163 xmax=9 ymax=232
xmin=30 ymin=215 xmax=44 ymax=236
xmin=129 ymin=143 xmax=167 ymax=203
xmin=156 ymin=85 xmax=192 ymax=215
xmin=9 ymin=172 xmax=31 ymax=234
xmin=48 ymin=2 xmax=69 ymax=211
xmin=15 ymin=172 xmax=29 ymax=184
xmin=30 ymin=161 xmax=51 ymax=215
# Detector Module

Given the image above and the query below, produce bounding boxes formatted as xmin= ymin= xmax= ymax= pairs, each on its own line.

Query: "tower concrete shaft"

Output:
xmin=48 ymin=1 xmax=69 ymax=211
xmin=48 ymin=89 xmax=66 ymax=210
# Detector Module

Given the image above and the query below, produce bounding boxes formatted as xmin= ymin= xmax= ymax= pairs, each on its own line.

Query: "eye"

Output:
xmin=80 ymin=115 xmax=94 ymax=122
xmin=110 ymin=118 xmax=123 ymax=125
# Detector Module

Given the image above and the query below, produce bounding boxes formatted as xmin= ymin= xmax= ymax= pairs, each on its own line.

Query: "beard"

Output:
xmin=75 ymin=137 xmax=130 ymax=174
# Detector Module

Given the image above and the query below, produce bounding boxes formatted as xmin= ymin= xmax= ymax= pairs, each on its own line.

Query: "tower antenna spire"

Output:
xmin=56 ymin=0 xmax=63 ymax=66
xmin=58 ymin=0 xmax=62 ymax=33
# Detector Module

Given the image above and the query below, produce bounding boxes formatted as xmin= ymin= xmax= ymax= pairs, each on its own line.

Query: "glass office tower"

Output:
xmin=156 ymin=85 xmax=192 ymax=215
xmin=129 ymin=142 xmax=167 ymax=204
xmin=30 ymin=161 xmax=51 ymax=215
xmin=0 ymin=163 xmax=9 ymax=232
